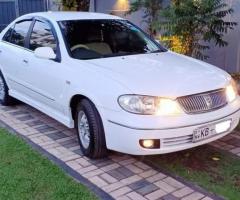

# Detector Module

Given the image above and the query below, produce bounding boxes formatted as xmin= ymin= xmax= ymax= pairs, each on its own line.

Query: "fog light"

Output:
xmin=139 ymin=139 xmax=160 ymax=149
xmin=215 ymin=120 xmax=231 ymax=134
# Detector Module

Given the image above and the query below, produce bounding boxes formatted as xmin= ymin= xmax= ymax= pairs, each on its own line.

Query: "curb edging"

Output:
xmin=0 ymin=120 xmax=114 ymax=200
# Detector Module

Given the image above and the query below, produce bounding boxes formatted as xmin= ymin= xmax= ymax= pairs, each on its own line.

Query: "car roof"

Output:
xmin=23 ymin=11 xmax=124 ymax=21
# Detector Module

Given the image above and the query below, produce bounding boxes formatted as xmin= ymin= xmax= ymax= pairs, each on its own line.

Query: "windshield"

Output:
xmin=59 ymin=20 xmax=166 ymax=60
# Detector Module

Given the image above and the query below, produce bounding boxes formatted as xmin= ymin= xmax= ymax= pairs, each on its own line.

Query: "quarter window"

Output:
xmin=2 ymin=26 xmax=14 ymax=43
xmin=29 ymin=20 xmax=57 ymax=51
xmin=11 ymin=20 xmax=32 ymax=47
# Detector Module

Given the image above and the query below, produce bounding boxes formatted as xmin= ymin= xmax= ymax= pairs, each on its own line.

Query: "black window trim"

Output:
xmin=2 ymin=25 xmax=14 ymax=42
xmin=1 ymin=16 xmax=61 ymax=63
xmin=2 ymin=17 xmax=34 ymax=52
xmin=27 ymin=16 xmax=61 ymax=63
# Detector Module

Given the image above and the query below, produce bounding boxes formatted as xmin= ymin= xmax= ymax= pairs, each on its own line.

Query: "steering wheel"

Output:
xmin=71 ymin=44 xmax=90 ymax=52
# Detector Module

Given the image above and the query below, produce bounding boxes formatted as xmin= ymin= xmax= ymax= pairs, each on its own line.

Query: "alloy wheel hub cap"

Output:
xmin=78 ymin=111 xmax=90 ymax=149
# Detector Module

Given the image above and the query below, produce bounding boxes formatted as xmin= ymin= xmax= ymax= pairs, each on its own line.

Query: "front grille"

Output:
xmin=177 ymin=89 xmax=227 ymax=114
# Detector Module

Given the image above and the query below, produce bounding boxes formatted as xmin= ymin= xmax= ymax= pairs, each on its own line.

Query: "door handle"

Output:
xmin=23 ymin=59 xmax=28 ymax=64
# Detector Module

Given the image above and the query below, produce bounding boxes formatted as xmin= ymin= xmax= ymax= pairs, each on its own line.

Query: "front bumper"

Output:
xmin=100 ymin=98 xmax=240 ymax=155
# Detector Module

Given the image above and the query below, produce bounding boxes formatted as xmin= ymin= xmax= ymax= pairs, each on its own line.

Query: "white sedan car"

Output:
xmin=0 ymin=12 xmax=239 ymax=158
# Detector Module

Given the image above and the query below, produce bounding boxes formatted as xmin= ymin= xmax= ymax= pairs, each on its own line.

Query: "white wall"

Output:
xmin=90 ymin=0 xmax=148 ymax=31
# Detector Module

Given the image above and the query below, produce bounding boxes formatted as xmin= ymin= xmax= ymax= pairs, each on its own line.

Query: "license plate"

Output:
xmin=193 ymin=120 xmax=232 ymax=142
xmin=193 ymin=125 xmax=215 ymax=142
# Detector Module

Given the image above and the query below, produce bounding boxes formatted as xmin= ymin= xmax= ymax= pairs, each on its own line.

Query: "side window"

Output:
xmin=11 ymin=20 xmax=32 ymax=47
xmin=2 ymin=26 xmax=14 ymax=42
xmin=29 ymin=20 xmax=57 ymax=52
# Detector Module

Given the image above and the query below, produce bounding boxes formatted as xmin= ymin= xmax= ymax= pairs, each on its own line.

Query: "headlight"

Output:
xmin=226 ymin=79 xmax=238 ymax=102
xmin=118 ymin=95 xmax=182 ymax=115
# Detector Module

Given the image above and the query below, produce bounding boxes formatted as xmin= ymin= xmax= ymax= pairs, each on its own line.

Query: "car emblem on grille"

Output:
xmin=203 ymin=95 xmax=213 ymax=109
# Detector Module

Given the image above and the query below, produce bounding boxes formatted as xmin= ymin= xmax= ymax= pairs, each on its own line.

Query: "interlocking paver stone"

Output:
xmin=73 ymin=149 xmax=84 ymax=156
xmin=129 ymin=180 xmax=151 ymax=190
xmin=100 ymin=173 xmax=118 ymax=184
xmin=101 ymin=163 xmax=120 ymax=172
xmin=120 ymin=175 xmax=142 ymax=185
xmin=9 ymin=110 xmax=28 ymax=115
xmin=17 ymin=115 xmax=34 ymax=121
xmin=202 ymin=197 xmax=214 ymax=200
xmin=60 ymin=138 xmax=79 ymax=148
xmin=126 ymin=164 xmax=143 ymax=173
xmin=162 ymin=194 xmax=180 ymax=200
xmin=162 ymin=177 xmax=185 ymax=189
xmin=127 ymin=191 xmax=147 ymax=200
xmin=35 ymin=125 xmax=56 ymax=133
xmin=47 ymin=131 xmax=68 ymax=140
xmin=0 ymin=104 xmax=224 ymax=200
xmin=117 ymin=196 xmax=131 ymax=200
xmin=26 ymin=120 xmax=44 ymax=127
xmin=230 ymin=147 xmax=240 ymax=154
xmin=89 ymin=176 xmax=108 ymax=187
xmin=110 ymin=186 xmax=131 ymax=198
xmin=181 ymin=192 xmax=205 ymax=200
xmin=103 ymin=182 xmax=125 ymax=193
xmin=140 ymin=169 xmax=158 ymax=178
xmin=172 ymin=187 xmax=193 ymax=198
xmin=146 ymin=172 xmax=167 ymax=183
xmin=154 ymin=180 xmax=176 ymax=193
xmin=145 ymin=189 xmax=167 ymax=200
xmin=136 ymin=184 xmax=159 ymax=196
xmin=108 ymin=166 xmax=134 ymax=180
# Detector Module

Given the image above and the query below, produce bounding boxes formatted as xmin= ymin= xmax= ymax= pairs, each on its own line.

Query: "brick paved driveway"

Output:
xmin=211 ymin=130 xmax=240 ymax=157
xmin=0 ymin=103 xmax=236 ymax=200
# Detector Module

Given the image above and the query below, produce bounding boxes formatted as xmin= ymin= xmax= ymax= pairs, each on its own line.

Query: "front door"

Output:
xmin=18 ymin=19 xmax=66 ymax=113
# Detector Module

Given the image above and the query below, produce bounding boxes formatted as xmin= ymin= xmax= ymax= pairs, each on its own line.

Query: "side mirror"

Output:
xmin=34 ymin=47 xmax=56 ymax=60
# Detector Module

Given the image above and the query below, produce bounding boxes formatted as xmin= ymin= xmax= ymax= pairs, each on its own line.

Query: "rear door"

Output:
xmin=0 ymin=19 xmax=33 ymax=92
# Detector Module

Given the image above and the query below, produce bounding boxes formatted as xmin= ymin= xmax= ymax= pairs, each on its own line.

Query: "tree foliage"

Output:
xmin=128 ymin=0 xmax=164 ymax=36
xmin=160 ymin=0 xmax=237 ymax=60
xmin=62 ymin=0 xmax=89 ymax=11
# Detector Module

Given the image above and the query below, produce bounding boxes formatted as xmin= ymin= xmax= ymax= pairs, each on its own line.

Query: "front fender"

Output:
xmin=62 ymin=72 xmax=132 ymax=125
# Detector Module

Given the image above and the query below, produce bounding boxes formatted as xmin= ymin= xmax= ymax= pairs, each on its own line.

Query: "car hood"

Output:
xmin=86 ymin=51 xmax=231 ymax=98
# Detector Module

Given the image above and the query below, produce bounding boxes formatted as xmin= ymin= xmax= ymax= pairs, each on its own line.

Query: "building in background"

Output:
xmin=0 ymin=0 xmax=239 ymax=72
xmin=0 ymin=0 xmax=48 ymax=31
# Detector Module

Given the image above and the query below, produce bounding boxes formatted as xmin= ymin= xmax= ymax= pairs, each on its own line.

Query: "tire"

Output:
xmin=0 ymin=71 xmax=15 ymax=106
xmin=75 ymin=99 xmax=108 ymax=159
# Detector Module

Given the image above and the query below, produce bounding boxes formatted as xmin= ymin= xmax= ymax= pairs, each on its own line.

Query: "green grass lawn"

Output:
xmin=143 ymin=146 xmax=240 ymax=200
xmin=0 ymin=129 xmax=98 ymax=200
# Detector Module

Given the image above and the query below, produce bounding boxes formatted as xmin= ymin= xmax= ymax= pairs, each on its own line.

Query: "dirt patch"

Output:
xmin=149 ymin=146 xmax=227 ymax=183
xmin=156 ymin=146 xmax=221 ymax=172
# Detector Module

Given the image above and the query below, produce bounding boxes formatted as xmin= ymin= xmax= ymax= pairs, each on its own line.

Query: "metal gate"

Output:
xmin=0 ymin=0 xmax=47 ymax=32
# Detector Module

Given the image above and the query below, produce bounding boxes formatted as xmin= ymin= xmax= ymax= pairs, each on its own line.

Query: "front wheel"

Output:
xmin=75 ymin=99 xmax=108 ymax=159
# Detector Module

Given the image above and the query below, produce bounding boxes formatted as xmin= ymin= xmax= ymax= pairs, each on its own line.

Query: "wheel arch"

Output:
xmin=70 ymin=94 xmax=88 ymax=120
xmin=69 ymin=94 xmax=104 ymax=123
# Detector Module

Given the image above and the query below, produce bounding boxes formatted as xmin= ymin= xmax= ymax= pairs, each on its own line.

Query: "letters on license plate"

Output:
xmin=193 ymin=125 xmax=215 ymax=142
